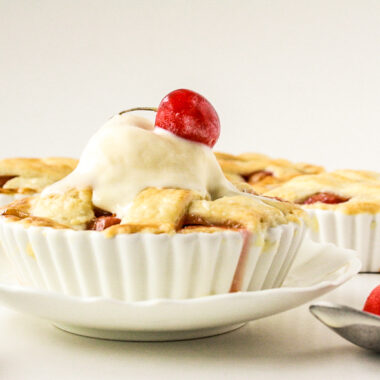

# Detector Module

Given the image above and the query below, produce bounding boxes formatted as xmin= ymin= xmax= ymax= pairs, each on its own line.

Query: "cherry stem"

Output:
xmin=119 ymin=107 xmax=157 ymax=115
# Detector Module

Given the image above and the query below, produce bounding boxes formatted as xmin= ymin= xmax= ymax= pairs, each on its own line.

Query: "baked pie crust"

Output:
xmin=1 ymin=186 xmax=306 ymax=235
xmin=32 ymin=187 xmax=95 ymax=229
xmin=265 ymin=172 xmax=380 ymax=214
xmin=0 ymin=157 xmax=78 ymax=194
xmin=215 ymin=152 xmax=324 ymax=194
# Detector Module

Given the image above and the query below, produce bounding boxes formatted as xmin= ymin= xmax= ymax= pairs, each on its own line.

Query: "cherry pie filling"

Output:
xmin=300 ymin=192 xmax=350 ymax=205
xmin=88 ymin=216 xmax=121 ymax=231
xmin=87 ymin=207 xmax=121 ymax=231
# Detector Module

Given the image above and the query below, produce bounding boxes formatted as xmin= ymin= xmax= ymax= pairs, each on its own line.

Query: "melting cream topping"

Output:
xmin=44 ymin=114 xmax=238 ymax=218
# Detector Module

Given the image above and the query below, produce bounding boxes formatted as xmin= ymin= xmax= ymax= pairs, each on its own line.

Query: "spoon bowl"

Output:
xmin=310 ymin=302 xmax=380 ymax=352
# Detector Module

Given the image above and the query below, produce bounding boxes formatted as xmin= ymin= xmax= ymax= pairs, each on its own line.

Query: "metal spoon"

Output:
xmin=309 ymin=302 xmax=380 ymax=352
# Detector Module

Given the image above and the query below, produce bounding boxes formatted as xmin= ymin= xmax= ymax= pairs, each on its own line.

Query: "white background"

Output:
xmin=0 ymin=3 xmax=380 ymax=379
xmin=1 ymin=0 xmax=379 ymax=170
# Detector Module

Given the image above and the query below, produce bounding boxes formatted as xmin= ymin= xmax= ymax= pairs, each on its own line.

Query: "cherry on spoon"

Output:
xmin=363 ymin=285 xmax=380 ymax=316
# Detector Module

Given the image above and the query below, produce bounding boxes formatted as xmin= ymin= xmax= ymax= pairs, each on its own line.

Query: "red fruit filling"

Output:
xmin=88 ymin=216 xmax=121 ymax=231
xmin=93 ymin=206 xmax=114 ymax=218
xmin=301 ymin=192 xmax=349 ymax=205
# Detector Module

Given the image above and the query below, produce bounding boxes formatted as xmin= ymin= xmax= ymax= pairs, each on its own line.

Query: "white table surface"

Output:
xmin=1 ymin=274 xmax=379 ymax=380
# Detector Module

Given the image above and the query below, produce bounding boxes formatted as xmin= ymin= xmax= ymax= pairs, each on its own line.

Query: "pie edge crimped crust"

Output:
xmin=0 ymin=187 xmax=306 ymax=236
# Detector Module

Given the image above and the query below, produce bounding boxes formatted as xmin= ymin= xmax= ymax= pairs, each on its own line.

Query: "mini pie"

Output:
xmin=0 ymin=90 xmax=310 ymax=300
xmin=0 ymin=186 xmax=307 ymax=299
xmin=0 ymin=158 xmax=78 ymax=195
xmin=215 ymin=152 xmax=324 ymax=194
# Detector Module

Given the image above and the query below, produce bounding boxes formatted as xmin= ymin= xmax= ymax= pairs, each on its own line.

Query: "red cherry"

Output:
xmin=155 ymin=89 xmax=220 ymax=148
xmin=302 ymin=192 xmax=349 ymax=205
xmin=363 ymin=285 xmax=380 ymax=316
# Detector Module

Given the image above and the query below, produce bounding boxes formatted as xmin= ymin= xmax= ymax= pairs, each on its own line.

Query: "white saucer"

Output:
xmin=0 ymin=239 xmax=360 ymax=341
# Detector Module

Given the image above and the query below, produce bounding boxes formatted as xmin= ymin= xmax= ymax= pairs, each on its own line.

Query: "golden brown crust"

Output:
xmin=0 ymin=197 xmax=69 ymax=228
xmin=32 ymin=187 xmax=94 ymax=229
xmin=0 ymin=157 xmax=78 ymax=192
xmin=0 ymin=197 xmax=34 ymax=218
xmin=120 ymin=188 xmax=203 ymax=234
xmin=265 ymin=173 xmax=380 ymax=214
xmin=186 ymin=195 xmax=305 ymax=232
xmin=1 ymin=188 xmax=94 ymax=229
xmin=1 ymin=184 xmax=306 ymax=235
xmin=215 ymin=152 xmax=324 ymax=194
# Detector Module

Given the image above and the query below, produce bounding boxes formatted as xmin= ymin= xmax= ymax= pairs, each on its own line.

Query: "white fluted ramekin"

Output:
xmin=306 ymin=209 xmax=380 ymax=273
xmin=0 ymin=219 xmax=305 ymax=301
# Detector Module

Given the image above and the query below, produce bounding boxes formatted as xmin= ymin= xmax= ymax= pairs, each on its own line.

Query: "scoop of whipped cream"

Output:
xmin=44 ymin=114 xmax=238 ymax=218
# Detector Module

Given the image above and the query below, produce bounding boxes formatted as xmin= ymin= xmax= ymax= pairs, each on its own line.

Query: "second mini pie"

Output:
xmin=265 ymin=172 xmax=380 ymax=272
